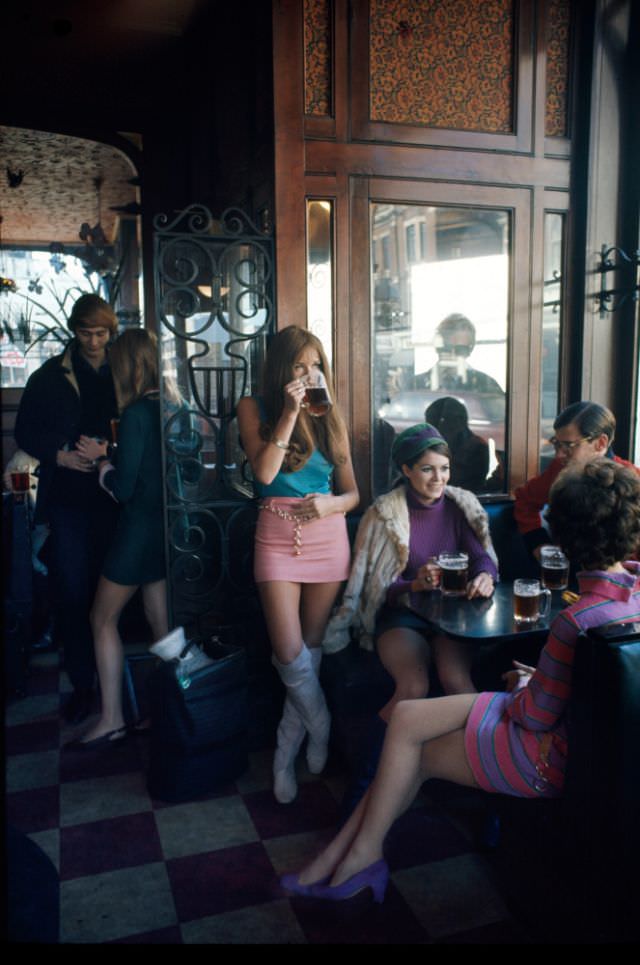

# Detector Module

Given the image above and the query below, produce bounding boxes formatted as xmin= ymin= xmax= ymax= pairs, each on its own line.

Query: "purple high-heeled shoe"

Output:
xmin=309 ymin=859 xmax=389 ymax=903
xmin=280 ymin=872 xmax=331 ymax=897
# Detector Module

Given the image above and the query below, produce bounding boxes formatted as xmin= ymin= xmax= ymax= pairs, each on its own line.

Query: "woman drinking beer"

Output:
xmin=237 ymin=326 xmax=359 ymax=804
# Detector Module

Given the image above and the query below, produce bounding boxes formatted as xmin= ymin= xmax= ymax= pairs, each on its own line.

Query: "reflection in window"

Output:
xmin=540 ymin=213 xmax=564 ymax=471
xmin=0 ymin=249 xmax=112 ymax=388
xmin=306 ymin=199 xmax=333 ymax=366
xmin=371 ymin=204 xmax=509 ymax=497
xmin=405 ymin=223 xmax=418 ymax=263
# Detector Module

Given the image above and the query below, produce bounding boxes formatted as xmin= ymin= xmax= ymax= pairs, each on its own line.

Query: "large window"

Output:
xmin=306 ymin=199 xmax=334 ymax=366
xmin=371 ymin=203 xmax=509 ymax=496
xmin=0 ymin=249 xmax=110 ymax=388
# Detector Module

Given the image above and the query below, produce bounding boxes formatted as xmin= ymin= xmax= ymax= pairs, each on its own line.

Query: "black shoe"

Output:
xmin=62 ymin=689 xmax=93 ymax=726
xmin=64 ymin=727 xmax=128 ymax=751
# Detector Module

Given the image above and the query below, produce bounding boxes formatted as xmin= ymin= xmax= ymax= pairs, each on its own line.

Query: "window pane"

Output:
xmin=306 ymin=199 xmax=333 ymax=367
xmin=540 ymin=213 xmax=564 ymax=471
xmin=372 ymin=203 xmax=509 ymax=496
xmin=0 ymin=249 xmax=111 ymax=388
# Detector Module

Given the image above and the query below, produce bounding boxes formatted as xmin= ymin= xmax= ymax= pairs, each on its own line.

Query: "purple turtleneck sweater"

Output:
xmin=386 ymin=488 xmax=498 ymax=605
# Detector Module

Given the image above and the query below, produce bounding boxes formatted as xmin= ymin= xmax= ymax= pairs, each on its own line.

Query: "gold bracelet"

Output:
xmin=272 ymin=438 xmax=290 ymax=451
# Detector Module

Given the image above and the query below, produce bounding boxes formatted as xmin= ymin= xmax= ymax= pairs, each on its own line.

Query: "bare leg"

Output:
xmin=300 ymin=581 xmax=344 ymax=647
xmin=297 ymin=694 xmax=479 ymax=886
xmin=377 ymin=627 xmax=431 ymax=721
xmin=141 ymin=579 xmax=169 ymax=641
xmin=258 ymin=581 xmax=304 ymax=664
xmin=432 ymin=633 xmax=477 ymax=694
xmin=84 ymin=578 xmax=138 ymax=741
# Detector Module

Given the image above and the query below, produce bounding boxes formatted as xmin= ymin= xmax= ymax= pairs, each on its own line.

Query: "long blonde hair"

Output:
xmin=109 ymin=329 xmax=159 ymax=412
xmin=260 ymin=326 xmax=347 ymax=471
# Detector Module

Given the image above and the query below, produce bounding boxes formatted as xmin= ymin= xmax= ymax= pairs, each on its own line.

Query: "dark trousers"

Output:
xmin=49 ymin=488 xmax=119 ymax=692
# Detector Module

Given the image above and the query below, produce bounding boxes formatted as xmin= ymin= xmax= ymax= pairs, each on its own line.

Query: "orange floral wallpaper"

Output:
xmin=545 ymin=0 xmax=571 ymax=137
xmin=369 ymin=0 xmax=514 ymax=132
xmin=304 ymin=0 xmax=332 ymax=116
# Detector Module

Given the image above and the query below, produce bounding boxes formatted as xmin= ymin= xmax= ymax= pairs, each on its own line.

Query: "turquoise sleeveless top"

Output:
xmin=252 ymin=397 xmax=333 ymax=498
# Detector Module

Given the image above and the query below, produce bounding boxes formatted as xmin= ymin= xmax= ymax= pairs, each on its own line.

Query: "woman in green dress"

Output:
xmin=72 ymin=329 xmax=168 ymax=747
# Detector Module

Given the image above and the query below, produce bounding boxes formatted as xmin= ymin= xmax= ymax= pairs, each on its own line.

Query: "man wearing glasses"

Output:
xmin=514 ymin=401 xmax=639 ymax=560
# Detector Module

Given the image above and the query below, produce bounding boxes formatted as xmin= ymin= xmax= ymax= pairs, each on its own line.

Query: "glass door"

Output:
xmin=371 ymin=202 xmax=509 ymax=496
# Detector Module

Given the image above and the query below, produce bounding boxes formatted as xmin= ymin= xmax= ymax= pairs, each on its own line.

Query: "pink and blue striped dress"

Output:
xmin=464 ymin=563 xmax=640 ymax=798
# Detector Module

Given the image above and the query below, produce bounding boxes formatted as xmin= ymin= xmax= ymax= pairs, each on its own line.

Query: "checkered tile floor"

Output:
xmin=6 ymin=651 xmax=534 ymax=944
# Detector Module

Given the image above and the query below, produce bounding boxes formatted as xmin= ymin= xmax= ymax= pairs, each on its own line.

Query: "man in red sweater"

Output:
xmin=514 ymin=401 xmax=638 ymax=559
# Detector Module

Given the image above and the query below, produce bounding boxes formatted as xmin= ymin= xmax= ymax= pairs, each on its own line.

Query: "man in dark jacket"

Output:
xmin=16 ymin=294 xmax=120 ymax=724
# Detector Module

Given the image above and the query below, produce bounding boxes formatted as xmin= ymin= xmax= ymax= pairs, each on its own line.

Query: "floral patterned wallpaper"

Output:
xmin=369 ymin=0 xmax=514 ymax=132
xmin=304 ymin=0 xmax=332 ymax=116
xmin=545 ymin=0 xmax=571 ymax=137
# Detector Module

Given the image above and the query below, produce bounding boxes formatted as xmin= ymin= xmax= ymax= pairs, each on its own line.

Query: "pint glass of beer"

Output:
xmin=513 ymin=578 xmax=551 ymax=624
xmin=300 ymin=371 xmax=332 ymax=417
xmin=438 ymin=552 xmax=469 ymax=596
xmin=539 ymin=545 xmax=569 ymax=590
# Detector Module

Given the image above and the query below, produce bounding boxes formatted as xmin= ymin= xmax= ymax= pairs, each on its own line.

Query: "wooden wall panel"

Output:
xmin=273 ymin=0 xmax=307 ymax=328
xmin=351 ymin=0 xmax=534 ymax=153
xmin=546 ymin=0 xmax=572 ymax=137
xmin=304 ymin=0 xmax=332 ymax=116
xmin=273 ymin=0 xmax=586 ymax=495
xmin=368 ymin=0 xmax=514 ymax=132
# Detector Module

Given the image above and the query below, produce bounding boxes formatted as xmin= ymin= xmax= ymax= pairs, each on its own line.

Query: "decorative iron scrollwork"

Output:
xmin=154 ymin=204 xmax=274 ymax=632
xmin=595 ymin=244 xmax=640 ymax=317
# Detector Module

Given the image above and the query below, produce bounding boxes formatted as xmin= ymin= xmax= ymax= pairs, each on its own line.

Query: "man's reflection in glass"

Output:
xmin=414 ymin=313 xmax=504 ymax=395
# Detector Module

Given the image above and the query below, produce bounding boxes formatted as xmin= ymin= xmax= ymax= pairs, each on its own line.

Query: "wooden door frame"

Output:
xmin=349 ymin=177 xmax=538 ymax=503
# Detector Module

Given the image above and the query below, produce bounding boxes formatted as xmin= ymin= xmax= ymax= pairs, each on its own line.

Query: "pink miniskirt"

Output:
xmin=254 ymin=498 xmax=351 ymax=583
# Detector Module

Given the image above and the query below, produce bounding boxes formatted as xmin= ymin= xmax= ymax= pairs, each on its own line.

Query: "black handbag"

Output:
xmin=147 ymin=641 xmax=248 ymax=801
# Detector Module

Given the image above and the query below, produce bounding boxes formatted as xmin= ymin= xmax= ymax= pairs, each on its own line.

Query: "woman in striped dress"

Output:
xmin=280 ymin=459 xmax=640 ymax=902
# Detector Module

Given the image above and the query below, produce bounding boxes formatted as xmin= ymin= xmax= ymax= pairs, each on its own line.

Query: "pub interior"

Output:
xmin=3 ymin=0 xmax=639 ymax=944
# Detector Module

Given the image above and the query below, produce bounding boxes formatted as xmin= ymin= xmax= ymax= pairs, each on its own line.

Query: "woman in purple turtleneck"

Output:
xmin=322 ymin=424 xmax=497 ymax=813
xmin=376 ymin=423 xmax=497 ymax=709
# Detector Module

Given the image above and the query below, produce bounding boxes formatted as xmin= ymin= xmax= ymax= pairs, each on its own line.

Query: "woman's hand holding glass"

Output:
xmin=283 ymin=378 xmax=307 ymax=414
xmin=411 ymin=559 xmax=442 ymax=592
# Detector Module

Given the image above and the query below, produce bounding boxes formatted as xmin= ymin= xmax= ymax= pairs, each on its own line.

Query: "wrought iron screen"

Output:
xmin=153 ymin=205 xmax=274 ymax=635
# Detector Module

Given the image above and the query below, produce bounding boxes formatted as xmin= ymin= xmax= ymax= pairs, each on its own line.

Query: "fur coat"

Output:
xmin=322 ymin=484 xmax=498 ymax=653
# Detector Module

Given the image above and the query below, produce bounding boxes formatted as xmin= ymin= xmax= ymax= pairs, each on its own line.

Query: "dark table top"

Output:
xmin=405 ymin=581 xmax=566 ymax=643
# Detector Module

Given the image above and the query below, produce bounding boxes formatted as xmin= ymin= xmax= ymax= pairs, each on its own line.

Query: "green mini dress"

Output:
xmin=102 ymin=396 xmax=165 ymax=585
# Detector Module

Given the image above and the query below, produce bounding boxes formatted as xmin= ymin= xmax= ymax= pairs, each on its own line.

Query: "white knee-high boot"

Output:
xmin=273 ymin=696 xmax=305 ymax=804
xmin=272 ymin=646 xmax=330 ymax=791
xmin=306 ymin=647 xmax=328 ymax=774
xmin=272 ymin=646 xmax=328 ymax=803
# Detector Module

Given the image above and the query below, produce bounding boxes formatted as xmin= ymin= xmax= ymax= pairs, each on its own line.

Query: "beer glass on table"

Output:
xmin=513 ymin=578 xmax=551 ymax=624
xmin=539 ymin=545 xmax=569 ymax=591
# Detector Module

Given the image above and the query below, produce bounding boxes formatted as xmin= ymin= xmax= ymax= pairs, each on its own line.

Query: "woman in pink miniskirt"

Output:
xmin=237 ymin=326 xmax=359 ymax=803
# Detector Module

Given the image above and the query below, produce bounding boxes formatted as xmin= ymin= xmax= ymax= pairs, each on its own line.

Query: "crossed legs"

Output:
xmin=296 ymin=693 xmax=479 ymax=887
